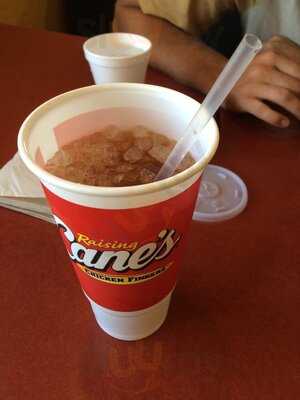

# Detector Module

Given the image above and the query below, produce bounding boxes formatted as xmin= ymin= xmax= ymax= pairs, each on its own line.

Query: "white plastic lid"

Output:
xmin=193 ymin=164 xmax=248 ymax=222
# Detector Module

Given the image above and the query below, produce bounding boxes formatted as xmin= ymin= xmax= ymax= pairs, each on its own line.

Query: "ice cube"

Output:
xmin=132 ymin=125 xmax=150 ymax=138
xmin=92 ymin=143 xmax=120 ymax=167
xmin=176 ymin=154 xmax=195 ymax=172
xmin=116 ymin=163 xmax=134 ymax=173
xmin=96 ymin=173 xmax=114 ymax=187
xmin=153 ymin=132 xmax=171 ymax=146
xmin=57 ymin=150 xmax=72 ymax=167
xmin=112 ymin=173 xmax=125 ymax=185
xmin=86 ymin=131 xmax=106 ymax=144
xmin=135 ymin=136 xmax=153 ymax=151
xmin=140 ymin=168 xmax=156 ymax=184
xmin=117 ymin=139 xmax=133 ymax=152
xmin=46 ymin=149 xmax=73 ymax=168
xmin=102 ymin=125 xmax=123 ymax=141
xmin=122 ymin=170 xmax=140 ymax=186
xmin=148 ymin=142 xmax=173 ymax=164
xmin=123 ymin=146 xmax=143 ymax=163
xmin=81 ymin=166 xmax=99 ymax=186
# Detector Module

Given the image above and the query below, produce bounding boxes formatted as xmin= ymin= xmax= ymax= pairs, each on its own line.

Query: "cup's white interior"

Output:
xmin=19 ymin=83 xmax=218 ymax=195
xmin=84 ymin=33 xmax=151 ymax=58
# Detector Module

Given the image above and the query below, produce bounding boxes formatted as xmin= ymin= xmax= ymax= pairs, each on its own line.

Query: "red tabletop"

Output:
xmin=1 ymin=24 xmax=300 ymax=400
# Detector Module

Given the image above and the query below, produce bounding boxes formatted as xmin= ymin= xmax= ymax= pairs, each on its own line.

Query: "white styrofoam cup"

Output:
xmin=83 ymin=33 xmax=152 ymax=84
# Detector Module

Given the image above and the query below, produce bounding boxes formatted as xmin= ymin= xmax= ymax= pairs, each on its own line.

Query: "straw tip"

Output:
xmin=244 ymin=34 xmax=263 ymax=51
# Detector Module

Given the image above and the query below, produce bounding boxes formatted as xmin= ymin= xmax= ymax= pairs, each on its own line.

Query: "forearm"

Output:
xmin=114 ymin=2 xmax=227 ymax=93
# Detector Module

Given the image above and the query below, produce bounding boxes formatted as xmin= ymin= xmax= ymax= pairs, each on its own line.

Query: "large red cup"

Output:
xmin=18 ymin=84 xmax=219 ymax=340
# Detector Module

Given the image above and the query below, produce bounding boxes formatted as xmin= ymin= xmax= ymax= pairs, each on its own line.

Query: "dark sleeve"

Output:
xmin=200 ymin=9 xmax=244 ymax=57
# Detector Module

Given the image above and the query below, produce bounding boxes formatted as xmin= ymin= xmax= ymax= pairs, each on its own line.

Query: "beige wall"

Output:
xmin=0 ymin=0 xmax=66 ymax=31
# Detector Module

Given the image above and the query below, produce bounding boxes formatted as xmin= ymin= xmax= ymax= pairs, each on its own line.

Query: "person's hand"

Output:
xmin=224 ymin=35 xmax=300 ymax=127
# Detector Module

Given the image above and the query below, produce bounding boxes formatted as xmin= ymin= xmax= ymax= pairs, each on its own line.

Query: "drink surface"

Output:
xmin=45 ymin=125 xmax=194 ymax=187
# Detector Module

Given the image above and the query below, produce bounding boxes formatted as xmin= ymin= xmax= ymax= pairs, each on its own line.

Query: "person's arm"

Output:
xmin=114 ymin=0 xmax=227 ymax=94
xmin=114 ymin=1 xmax=300 ymax=128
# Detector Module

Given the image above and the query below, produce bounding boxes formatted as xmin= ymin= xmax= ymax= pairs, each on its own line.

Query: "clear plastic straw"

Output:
xmin=155 ymin=34 xmax=262 ymax=181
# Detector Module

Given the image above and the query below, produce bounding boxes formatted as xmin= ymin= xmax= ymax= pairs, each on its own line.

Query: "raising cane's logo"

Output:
xmin=54 ymin=215 xmax=182 ymax=285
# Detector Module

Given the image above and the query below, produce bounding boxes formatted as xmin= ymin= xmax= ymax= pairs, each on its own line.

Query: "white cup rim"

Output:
xmin=18 ymin=83 xmax=219 ymax=198
xmin=83 ymin=32 xmax=152 ymax=67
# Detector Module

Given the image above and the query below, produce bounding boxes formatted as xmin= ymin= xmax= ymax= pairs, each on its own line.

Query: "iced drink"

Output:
xmin=45 ymin=125 xmax=194 ymax=186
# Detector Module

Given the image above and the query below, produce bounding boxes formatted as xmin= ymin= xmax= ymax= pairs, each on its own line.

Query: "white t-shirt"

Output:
xmin=243 ymin=0 xmax=300 ymax=44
